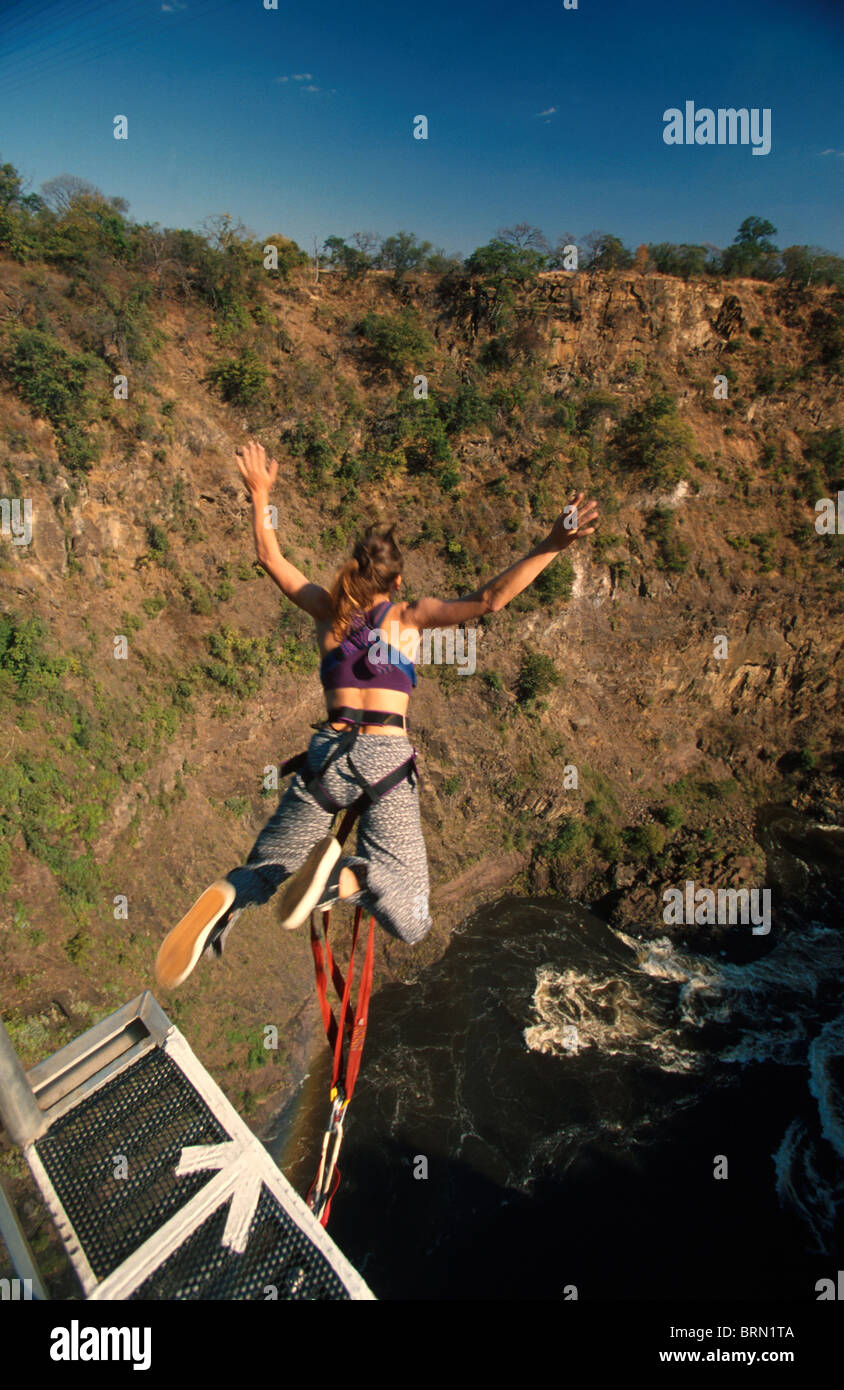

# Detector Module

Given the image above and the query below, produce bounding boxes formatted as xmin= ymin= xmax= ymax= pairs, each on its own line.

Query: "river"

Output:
xmin=266 ymin=805 xmax=844 ymax=1300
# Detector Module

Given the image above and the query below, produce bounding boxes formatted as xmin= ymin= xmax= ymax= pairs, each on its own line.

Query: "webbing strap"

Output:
xmin=307 ymin=904 xmax=376 ymax=1226
xmin=315 ymin=705 xmax=408 ymax=729
xmin=346 ymin=749 xmax=417 ymax=805
xmin=295 ymin=734 xmax=418 ymax=1226
xmin=315 ymin=904 xmax=375 ymax=1100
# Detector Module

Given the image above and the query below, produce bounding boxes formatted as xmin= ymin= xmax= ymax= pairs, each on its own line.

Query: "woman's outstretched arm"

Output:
xmin=236 ymin=439 xmax=333 ymax=622
xmin=401 ymin=492 xmax=599 ymax=630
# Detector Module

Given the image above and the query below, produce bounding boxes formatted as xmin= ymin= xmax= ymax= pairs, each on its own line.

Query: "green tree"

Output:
xmin=459 ymin=239 xmax=545 ymax=333
xmin=425 ymin=248 xmax=462 ymax=274
xmin=167 ymin=216 xmax=265 ymax=312
xmin=780 ymin=244 xmax=844 ymax=290
xmin=722 ymin=217 xmax=779 ymax=280
xmin=322 ymin=235 xmax=370 ymax=279
xmin=735 ymin=216 xmax=778 ymax=250
xmin=0 ymin=159 xmax=44 ymax=255
xmin=264 ymin=233 xmax=308 ymax=279
xmin=464 ymin=238 xmax=545 ymax=285
xmin=378 ymin=230 xmax=433 ymax=279
xmin=584 ymin=232 xmax=634 ymax=271
xmin=647 ymin=242 xmax=712 ymax=279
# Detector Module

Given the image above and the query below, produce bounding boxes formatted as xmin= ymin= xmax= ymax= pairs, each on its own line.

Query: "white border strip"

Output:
xmin=38 ymin=1037 xmax=157 ymax=1127
xmin=89 ymin=1156 xmax=257 ymax=1300
xmin=24 ymin=1144 xmax=98 ymax=1296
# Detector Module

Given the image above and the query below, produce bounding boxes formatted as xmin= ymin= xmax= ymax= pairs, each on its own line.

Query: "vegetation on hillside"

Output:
xmin=0 ymin=152 xmax=841 ymax=956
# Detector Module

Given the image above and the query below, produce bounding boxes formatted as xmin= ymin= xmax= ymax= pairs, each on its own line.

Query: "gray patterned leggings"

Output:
xmin=224 ymin=727 xmax=432 ymax=944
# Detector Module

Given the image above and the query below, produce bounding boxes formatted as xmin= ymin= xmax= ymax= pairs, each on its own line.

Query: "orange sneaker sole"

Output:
xmin=155 ymin=881 xmax=236 ymax=989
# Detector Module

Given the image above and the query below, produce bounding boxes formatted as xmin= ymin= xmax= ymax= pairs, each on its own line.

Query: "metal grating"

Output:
xmin=128 ymin=1184 xmax=351 ymax=1301
xmin=34 ymin=1048 xmax=228 ymax=1281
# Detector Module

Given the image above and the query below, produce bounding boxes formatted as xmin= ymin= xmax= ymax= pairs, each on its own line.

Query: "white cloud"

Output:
xmin=820 ymin=148 xmax=844 ymax=157
xmin=276 ymin=72 xmax=325 ymax=92
xmin=537 ymin=106 xmax=557 ymax=117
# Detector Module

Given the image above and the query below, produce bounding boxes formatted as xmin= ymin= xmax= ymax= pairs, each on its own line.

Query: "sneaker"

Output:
xmin=275 ymin=836 xmax=343 ymax=930
xmin=155 ymin=880 xmax=237 ymax=988
xmin=202 ymin=907 xmax=243 ymax=961
xmin=315 ymin=859 xmax=366 ymax=914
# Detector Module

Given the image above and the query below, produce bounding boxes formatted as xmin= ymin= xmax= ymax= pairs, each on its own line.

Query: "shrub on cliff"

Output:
xmin=0 ymin=613 xmax=73 ymax=704
xmin=283 ymin=418 xmax=336 ymax=491
xmin=0 ymin=326 xmax=103 ymax=471
xmin=205 ymin=347 xmax=267 ymax=406
xmin=1 ymin=327 xmax=98 ymax=425
xmin=614 ymin=391 xmax=696 ymax=486
xmin=357 ymin=308 xmax=433 ymax=378
xmin=803 ymin=427 xmax=844 ymax=486
xmin=807 ymin=300 xmax=844 ymax=370
xmin=645 ymin=506 xmax=690 ymax=573
xmin=440 ymin=379 xmax=492 ymax=435
xmin=535 ymin=557 xmax=575 ymax=603
xmin=623 ymin=822 xmax=668 ymax=860
xmin=516 ymin=650 xmax=561 ymax=705
xmin=514 ymin=557 xmax=575 ymax=611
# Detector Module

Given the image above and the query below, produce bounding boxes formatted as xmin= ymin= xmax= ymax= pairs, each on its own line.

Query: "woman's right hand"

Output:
xmin=548 ymin=492 xmax=599 ymax=549
xmin=235 ymin=439 xmax=278 ymax=497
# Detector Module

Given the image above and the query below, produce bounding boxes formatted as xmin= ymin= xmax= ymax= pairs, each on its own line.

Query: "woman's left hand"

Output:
xmin=235 ymin=439 xmax=278 ymax=495
xmin=548 ymin=491 xmax=600 ymax=549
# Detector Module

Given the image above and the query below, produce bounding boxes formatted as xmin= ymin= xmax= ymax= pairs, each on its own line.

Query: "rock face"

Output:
xmin=519 ymin=273 xmax=758 ymax=381
xmin=0 ymin=259 xmax=841 ymax=1139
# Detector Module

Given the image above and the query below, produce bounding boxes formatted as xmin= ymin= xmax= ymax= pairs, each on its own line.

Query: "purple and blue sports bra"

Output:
xmin=320 ymin=600 xmax=417 ymax=695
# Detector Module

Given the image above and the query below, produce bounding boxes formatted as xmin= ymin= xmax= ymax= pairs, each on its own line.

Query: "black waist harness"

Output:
xmin=280 ymin=707 xmax=419 ymax=845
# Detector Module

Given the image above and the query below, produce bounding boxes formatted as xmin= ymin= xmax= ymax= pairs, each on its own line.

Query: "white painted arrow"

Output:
xmin=175 ymin=1141 xmax=264 ymax=1254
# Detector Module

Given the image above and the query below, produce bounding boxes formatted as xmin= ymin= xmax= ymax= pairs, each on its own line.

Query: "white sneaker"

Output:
xmin=275 ymin=836 xmax=343 ymax=930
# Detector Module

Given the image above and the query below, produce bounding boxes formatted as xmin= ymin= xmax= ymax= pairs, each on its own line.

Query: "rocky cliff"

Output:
xmin=1 ymin=255 xmax=842 ymax=1152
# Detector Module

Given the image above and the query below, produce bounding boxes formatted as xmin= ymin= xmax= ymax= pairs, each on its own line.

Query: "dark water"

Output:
xmin=267 ymin=806 xmax=844 ymax=1300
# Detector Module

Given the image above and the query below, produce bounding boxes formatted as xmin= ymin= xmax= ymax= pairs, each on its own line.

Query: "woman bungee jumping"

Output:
xmin=155 ymin=439 xmax=599 ymax=988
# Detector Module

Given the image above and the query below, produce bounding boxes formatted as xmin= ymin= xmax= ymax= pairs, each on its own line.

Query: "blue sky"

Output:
xmin=0 ymin=0 xmax=842 ymax=256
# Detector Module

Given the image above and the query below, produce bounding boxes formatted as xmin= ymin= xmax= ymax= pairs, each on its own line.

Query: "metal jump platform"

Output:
xmin=0 ymin=992 xmax=374 ymax=1300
